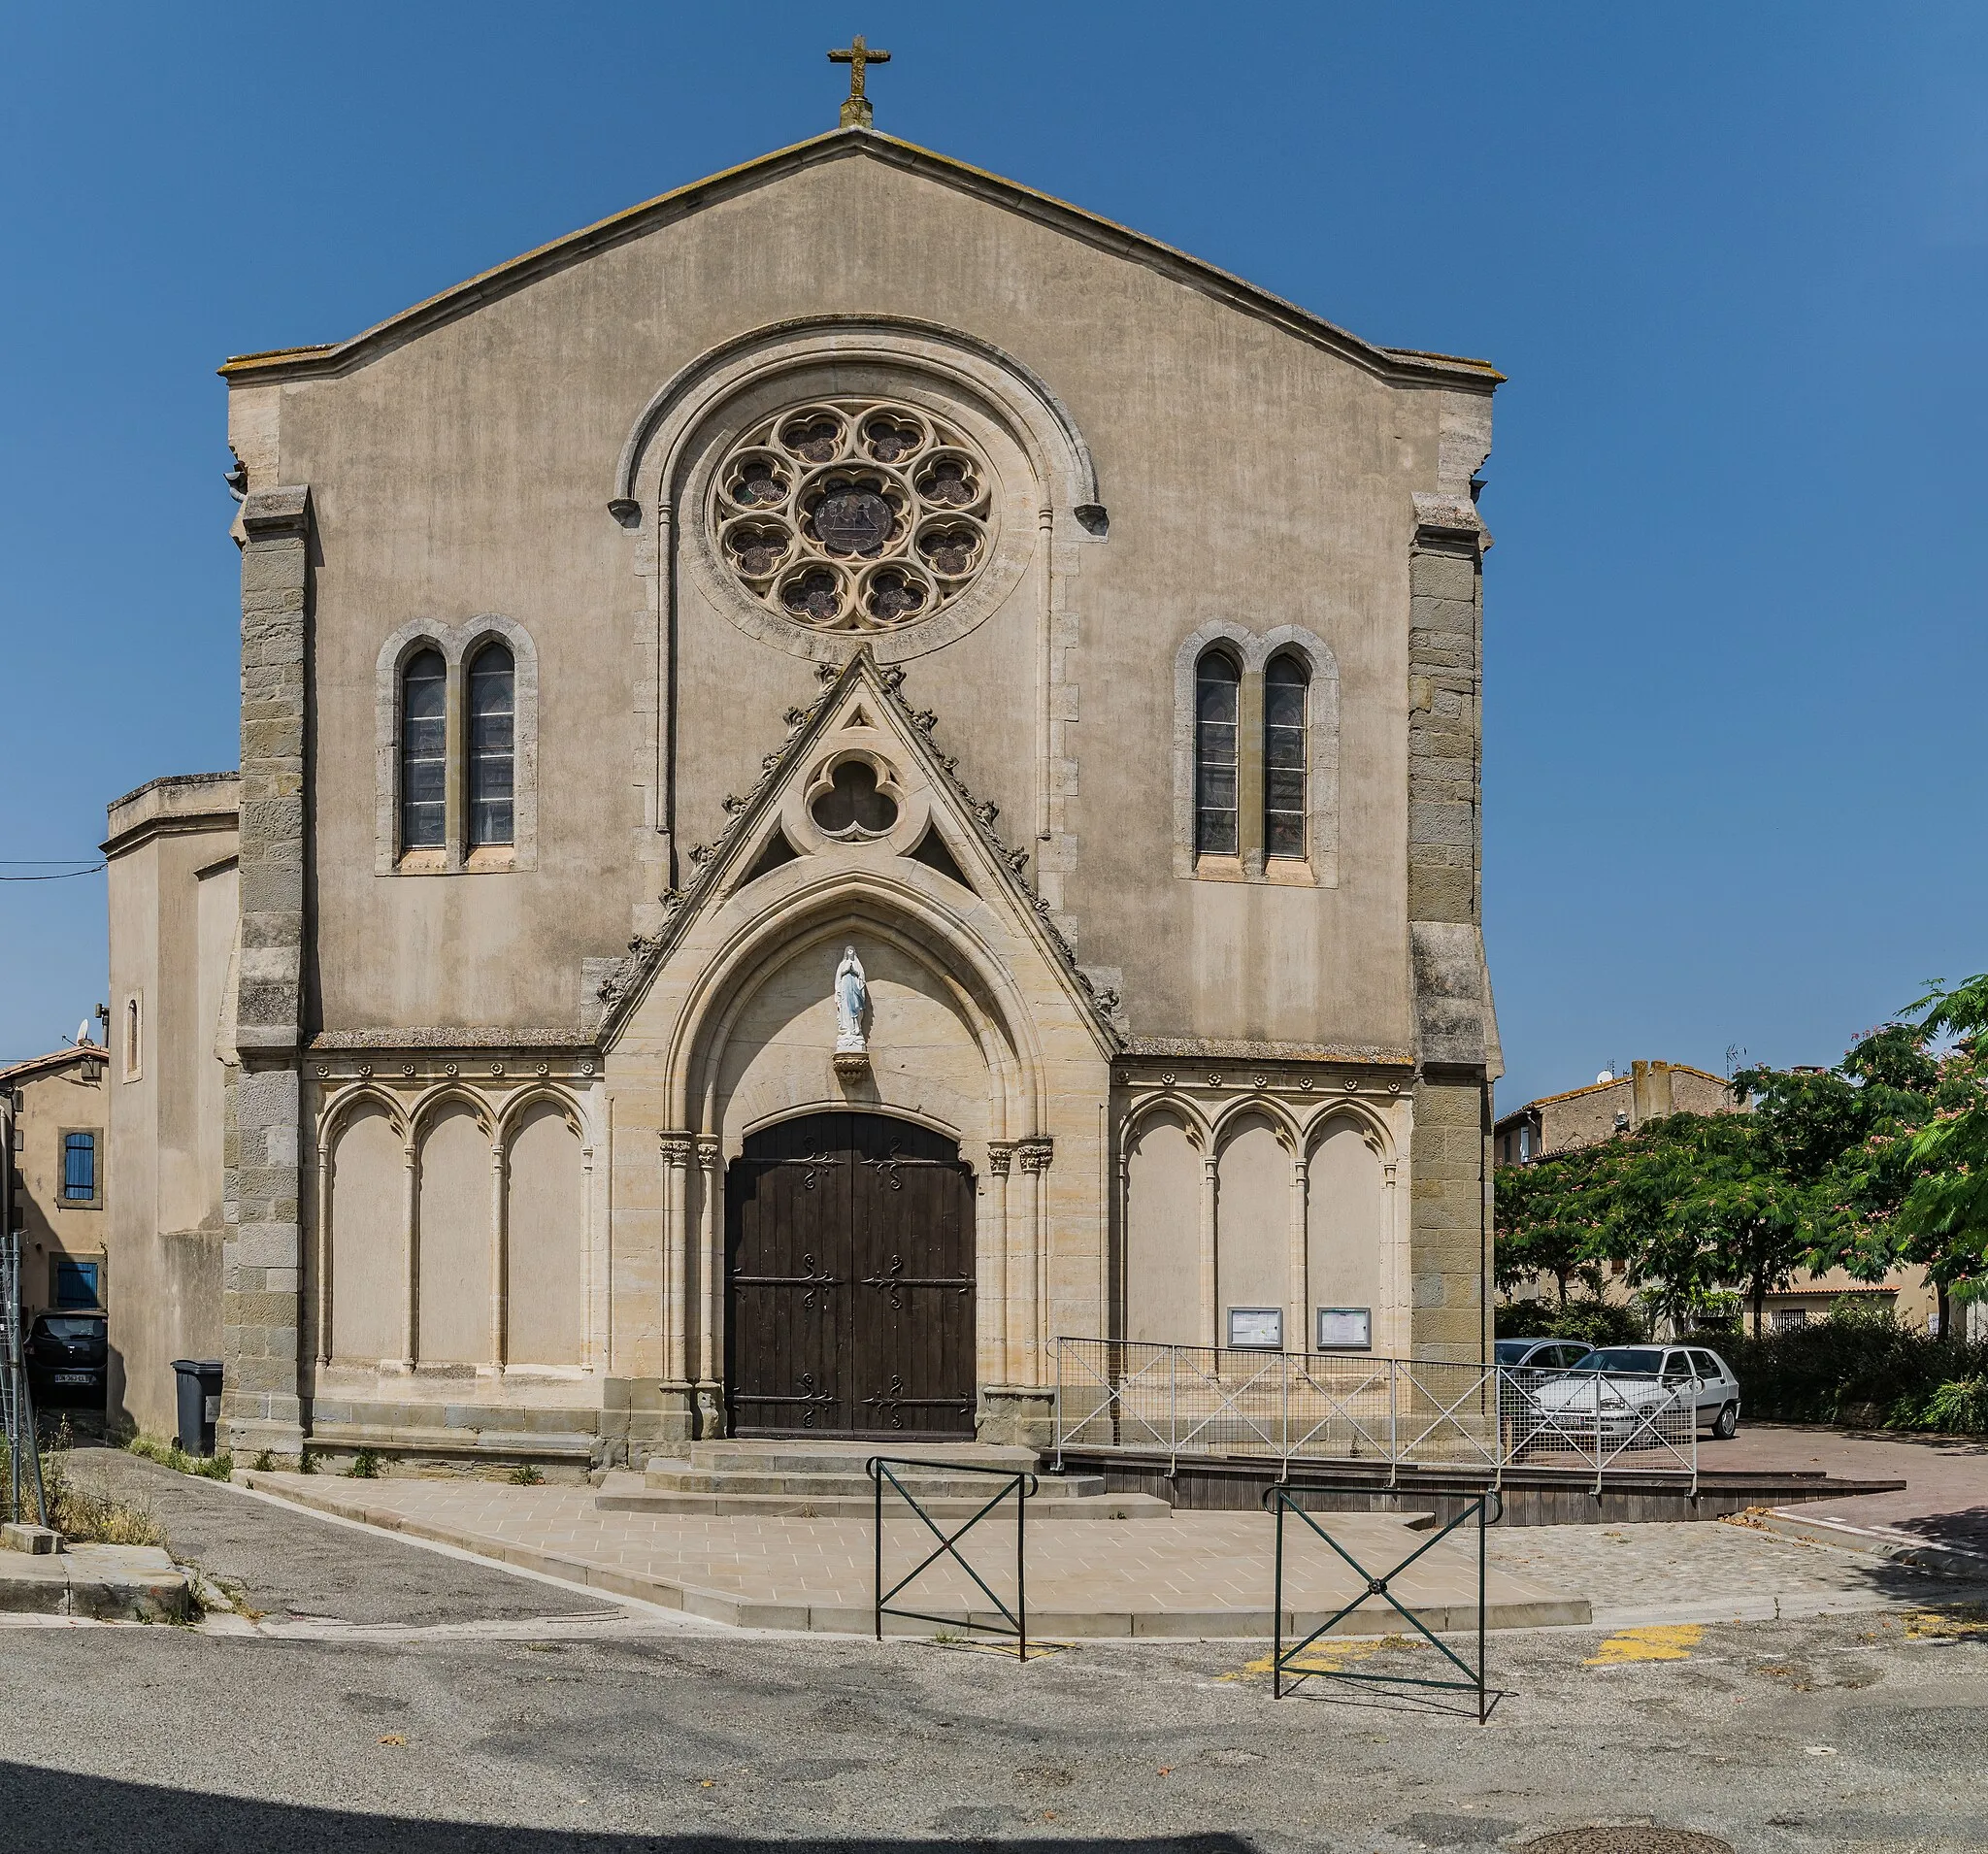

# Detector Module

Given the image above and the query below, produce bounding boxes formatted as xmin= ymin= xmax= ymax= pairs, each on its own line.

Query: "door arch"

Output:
xmin=725 ymin=1111 xmax=977 ymax=1438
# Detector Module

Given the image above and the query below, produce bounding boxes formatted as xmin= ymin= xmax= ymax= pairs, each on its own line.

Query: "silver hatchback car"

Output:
xmin=1529 ymin=1342 xmax=1743 ymax=1442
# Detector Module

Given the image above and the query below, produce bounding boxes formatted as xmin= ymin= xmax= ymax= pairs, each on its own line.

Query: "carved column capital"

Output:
xmin=658 ymin=1131 xmax=694 ymax=1167
xmin=1016 ymin=1138 xmax=1054 ymax=1175
xmin=986 ymin=1141 xmax=1016 ymax=1177
xmin=694 ymin=1136 xmax=721 ymax=1171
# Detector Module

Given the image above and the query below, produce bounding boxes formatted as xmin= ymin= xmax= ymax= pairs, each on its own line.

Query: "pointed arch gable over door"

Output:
xmin=725 ymin=1111 xmax=976 ymax=1439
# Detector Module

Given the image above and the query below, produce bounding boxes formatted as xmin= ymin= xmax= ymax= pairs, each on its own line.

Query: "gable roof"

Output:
xmin=1 ymin=1043 xmax=106 ymax=1087
xmin=219 ymin=128 xmax=1501 ymax=392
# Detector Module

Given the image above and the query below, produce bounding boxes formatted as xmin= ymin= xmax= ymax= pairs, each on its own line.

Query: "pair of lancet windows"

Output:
xmin=1194 ymin=650 xmax=1309 ymax=862
xmin=399 ymin=644 xmax=515 ymax=855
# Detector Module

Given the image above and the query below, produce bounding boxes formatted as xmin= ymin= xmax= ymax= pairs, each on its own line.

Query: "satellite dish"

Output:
xmin=1596 ymin=1069 xmax=1614 ymax=1084
xmin=76 ymin=1019 xmax=92 ymax=1047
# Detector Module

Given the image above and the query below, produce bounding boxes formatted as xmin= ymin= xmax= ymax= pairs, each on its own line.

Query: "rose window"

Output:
xmin=712 ymin=400 xmax=996 ymax=631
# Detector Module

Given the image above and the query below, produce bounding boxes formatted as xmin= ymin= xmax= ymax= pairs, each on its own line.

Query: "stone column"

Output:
xmin=1014 ymin=1139 xmax=1054 ymax=1383
xmin=1285 ymin=1153 xmax=1309 ymax=1358
xmin=488 ymin=1139 xmax=509 ymax=1368
xmin=658 ymin=1133 xmax=692 ymax=1384
xmin=1199 ymin=1147 xmax=1219 ymax=1349
xmin=220 ymin=485 xmax=312 ymax=1462
xmin=694 ymin=1136 xmax=722 ymax=1436
xmin=983 ymin=1142 xmax=1014 ymax=1379
xmin=400 ymin=1139 xmax=418 ymax=1369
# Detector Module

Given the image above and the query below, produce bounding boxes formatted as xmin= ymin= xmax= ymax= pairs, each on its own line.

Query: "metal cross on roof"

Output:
xmin=828 ymin=35 xmax=891 ymax=128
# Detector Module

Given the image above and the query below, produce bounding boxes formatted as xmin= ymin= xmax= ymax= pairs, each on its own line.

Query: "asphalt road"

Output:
xmin=8 ymin=1465 xmax=1988 ymax=1853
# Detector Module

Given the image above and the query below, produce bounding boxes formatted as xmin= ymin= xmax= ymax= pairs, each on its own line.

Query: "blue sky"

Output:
xmin=3 ymin=4 xmax=1983 ymax=1105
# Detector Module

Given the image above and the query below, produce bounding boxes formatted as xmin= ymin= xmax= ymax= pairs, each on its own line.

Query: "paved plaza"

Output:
xmin=232 ymin=1468 xmax=1585 ymax=1637
xmin=197 ymin=1456 xmax=1967 ymax=1641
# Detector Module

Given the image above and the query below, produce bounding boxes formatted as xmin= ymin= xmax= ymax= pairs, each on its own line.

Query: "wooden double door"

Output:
xmin=725 ymin=1112 xmax=977 ymax=1439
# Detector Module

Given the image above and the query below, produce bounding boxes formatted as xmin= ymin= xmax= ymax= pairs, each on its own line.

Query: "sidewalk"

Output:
xmin=1717 ymin=1421 xmax=1988 ymax=1574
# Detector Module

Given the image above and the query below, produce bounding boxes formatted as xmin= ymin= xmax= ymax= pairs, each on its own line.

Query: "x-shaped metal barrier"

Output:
xmin=1267 ymin=1485 xmax=1503 ymax=1722
xmin=870 ymin=1456 xmax=1038 ymax=1658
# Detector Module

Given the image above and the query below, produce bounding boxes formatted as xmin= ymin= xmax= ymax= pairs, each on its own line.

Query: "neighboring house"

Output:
xmin=102 ymin=773 xmax=240 ymax=1440
xmin=1496 ymin=1059 xmax=1942 ymax=1334
xmin=1494 ymin=1060 xmax=1737 ymax=1165
xmin=2 ymin=1043 xmax=111 ymax=1324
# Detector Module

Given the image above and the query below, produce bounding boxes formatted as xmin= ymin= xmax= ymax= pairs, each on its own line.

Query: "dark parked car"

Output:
xmin=24 ymin=1310 xmax=109 ymax=1406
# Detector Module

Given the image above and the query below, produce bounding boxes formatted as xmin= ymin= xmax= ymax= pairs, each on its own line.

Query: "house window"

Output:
xmin=400 ymin=647 xmax=448 ymax=851
xmin=1194 ymin=651 xmax=1241 ymax=857
xmin=63 ymin=1131 xmax=97 ymax=1202
xmin=1263 ymin=652 xmax=1308 ymax=859
xmin=467 ymin=643 xmax=516 ymax=848
xmin=122 ymin=995 xmax=142 ymax=1081
xmin=1771 ymin=1307 xmax=1808 ymax=1333
xmin=53 ymin=1258 xmax=100 ymax=1308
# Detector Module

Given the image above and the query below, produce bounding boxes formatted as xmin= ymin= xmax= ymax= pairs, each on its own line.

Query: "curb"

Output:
xmin=1753 ymin=1508 xmax=1988 ymax=1582
xmin=0 ymin=1544 xmax=194 ymax=1622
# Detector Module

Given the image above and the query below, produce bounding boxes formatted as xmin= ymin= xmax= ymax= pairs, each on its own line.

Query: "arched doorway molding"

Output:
xmin=657 ymin=869 xmax=1051 ymax=1146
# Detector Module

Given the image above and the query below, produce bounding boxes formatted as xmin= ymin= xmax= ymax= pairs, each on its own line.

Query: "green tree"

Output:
xmin=1493 ymin=1143 xmax=1610 ymax=1304
xmin=1888 ymin=974 xmax=1988 ymax=1334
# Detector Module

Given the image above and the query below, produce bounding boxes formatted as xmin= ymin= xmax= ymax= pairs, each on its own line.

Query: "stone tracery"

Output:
xmin=711 ymin=399 xmax=996 ymax=632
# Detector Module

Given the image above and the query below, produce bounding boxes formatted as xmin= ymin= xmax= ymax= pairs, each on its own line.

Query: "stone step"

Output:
xmin=682 ymin=1440 xmax=1039 ymax=1477
xmin=600 ymin=1485 xmax=1174 ymax=1521
xmin=644 ymin=1464 xmax=1106 ymax=1500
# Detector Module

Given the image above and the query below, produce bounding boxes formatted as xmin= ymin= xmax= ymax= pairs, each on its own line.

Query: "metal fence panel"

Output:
xmin=1053 ymin=1338 xmax=1697 ymax=1490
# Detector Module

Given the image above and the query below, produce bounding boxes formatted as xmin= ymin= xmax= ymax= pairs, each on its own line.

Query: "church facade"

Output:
xmin=195 ymin=126 xmax=1499 ymax=1469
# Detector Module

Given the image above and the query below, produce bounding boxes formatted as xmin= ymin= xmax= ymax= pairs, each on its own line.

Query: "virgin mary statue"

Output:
xmin=833 ymin=946 xmax=868 ymax=1054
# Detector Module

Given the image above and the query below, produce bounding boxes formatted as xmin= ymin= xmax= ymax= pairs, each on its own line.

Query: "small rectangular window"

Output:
xmin=53 ymin=1258 xmax=100 ymax=1308
xmin=122 ymin=994 xmax=142 ymax=1080
xmin=63 ymin=1131 xmax=97 ymax=1202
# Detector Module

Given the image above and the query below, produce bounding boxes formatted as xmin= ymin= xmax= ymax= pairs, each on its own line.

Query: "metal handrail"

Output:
xmin=1053 ymin=1338 xmax=1699 ymax=1492
xmin=869 ymin=1455 xmax=1038 ymax=1658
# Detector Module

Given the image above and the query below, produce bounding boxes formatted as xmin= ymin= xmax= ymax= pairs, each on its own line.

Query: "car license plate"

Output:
xmin=53 ymin=1372 xmax=94 ymax=1386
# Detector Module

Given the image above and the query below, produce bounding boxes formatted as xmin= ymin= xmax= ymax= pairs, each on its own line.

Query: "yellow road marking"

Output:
xmin=1221 ymin=1635 xmax=1424 ymax=1680
xmin=1584 ymin=1624 xmax=1703 ymax=1666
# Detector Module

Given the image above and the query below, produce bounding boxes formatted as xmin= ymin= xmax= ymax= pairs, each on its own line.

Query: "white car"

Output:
xmin=1524 ymin=1343 xmax=1742 ymax=1446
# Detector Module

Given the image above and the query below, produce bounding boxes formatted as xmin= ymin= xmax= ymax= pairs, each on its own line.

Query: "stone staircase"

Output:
xmin=598 ymin=1439 xmax=1173 ymax=1520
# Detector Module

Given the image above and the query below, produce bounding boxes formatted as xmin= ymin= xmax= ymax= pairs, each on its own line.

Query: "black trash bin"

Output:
xmin=171 ymin=1359 xmax=223 ymax=1457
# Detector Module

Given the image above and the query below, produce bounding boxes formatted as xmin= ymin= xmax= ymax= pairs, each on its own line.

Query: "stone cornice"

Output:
xmin=1117 ymin=1038 xmax=1416 ymax=1066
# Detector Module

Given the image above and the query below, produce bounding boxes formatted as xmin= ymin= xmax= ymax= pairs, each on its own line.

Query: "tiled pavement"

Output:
xmin=234 ymin=1466 xmax=1988 ymax=1639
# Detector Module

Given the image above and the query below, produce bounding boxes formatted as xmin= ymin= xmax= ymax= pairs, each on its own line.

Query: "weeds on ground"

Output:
xmin=507 ymin=1462 xmax=545 ymax=1486
xmin=253 ymin=1450 xmax=276 ymax=1473
xmin=346 ymin=1449 xmax=381 ymax=1479
xmin=126 ymin=1434 xmax=235 ymax=1480
xmin=7 ymin=1422 xmax=169 ymax=1546
xmin=298 ymin=1450 xmax=318 ymax=1473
